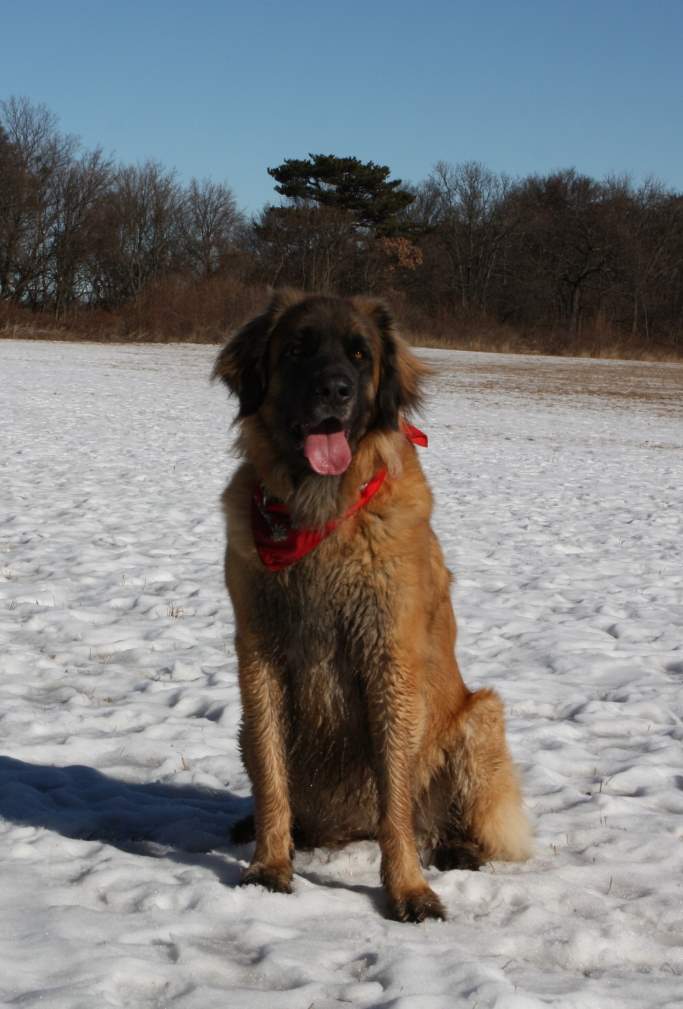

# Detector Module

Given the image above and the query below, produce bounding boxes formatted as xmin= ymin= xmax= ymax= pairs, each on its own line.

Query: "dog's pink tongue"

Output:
xmin=304 ymin=430 xmax=352 ymax=475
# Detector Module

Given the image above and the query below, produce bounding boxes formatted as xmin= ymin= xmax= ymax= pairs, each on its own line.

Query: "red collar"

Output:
xmin=252 ymin=423 xmax=428 ymax=571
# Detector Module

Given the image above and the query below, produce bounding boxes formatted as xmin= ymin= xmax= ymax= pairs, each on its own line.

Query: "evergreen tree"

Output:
xmin=267 ymin=154 xmax=414 ymax=233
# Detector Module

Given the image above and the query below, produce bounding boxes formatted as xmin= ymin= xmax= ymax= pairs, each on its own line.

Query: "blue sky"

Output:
xmin=3 ymin=0 xmax=682 ymax=213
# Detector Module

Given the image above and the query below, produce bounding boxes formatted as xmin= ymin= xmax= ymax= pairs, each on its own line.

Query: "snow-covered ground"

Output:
xmin=1 ymin=338 xmax=682 ymax=1008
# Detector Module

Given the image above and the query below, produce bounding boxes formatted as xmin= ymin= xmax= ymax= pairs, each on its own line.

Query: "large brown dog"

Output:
xmin=214 ymin=291 xmax=531 ymax=922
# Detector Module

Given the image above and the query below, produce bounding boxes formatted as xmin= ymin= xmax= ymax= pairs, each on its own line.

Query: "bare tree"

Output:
xmin=602 ymin=176 xmax=683 ymax=342
xmin=252 ymin=204 xmax=359 ymax=292
xmin=504 ymin=170 xmax=613 ymax=338
xmin=86 ymin=161 xmax=183 ymax=306
xmin=179 ymin=178 xmax=243 ymax=278
xmin=0 ymin=96 xmax=78 ymax=304
xmin=416 ymin=161 xmax=517 ymax=315
xmin=49 ymin=148 xmax=113 ymax=313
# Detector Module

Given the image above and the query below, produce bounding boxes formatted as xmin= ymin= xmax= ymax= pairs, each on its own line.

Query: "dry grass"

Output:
xmin=2 ymin=286 xmax=682 ymax=363
xmin=423 ymin=352 xmax=683 ymax=413
xmin=409 ymin=329 xmax=683 ymax=364
xmin=0 ymin=276 xmax=269 ymax=346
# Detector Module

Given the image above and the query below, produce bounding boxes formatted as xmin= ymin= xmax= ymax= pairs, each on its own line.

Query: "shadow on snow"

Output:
xmin=0 ymin=755 xmax=386 ymax=911
xmin=0 ymin=754 xmax=252 ymax=886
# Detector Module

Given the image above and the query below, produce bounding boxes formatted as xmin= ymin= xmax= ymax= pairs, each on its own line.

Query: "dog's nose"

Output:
xmin=317 ymin=373 xmax=352 ymax=405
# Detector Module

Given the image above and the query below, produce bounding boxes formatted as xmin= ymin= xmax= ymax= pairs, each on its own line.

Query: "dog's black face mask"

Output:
xmin=269 ymin=301 xmax=375 ymax=477
xmin=214 ymin=293 xmax=425 ymax=480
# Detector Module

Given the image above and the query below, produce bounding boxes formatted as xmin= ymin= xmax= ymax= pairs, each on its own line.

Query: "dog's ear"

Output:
xmin=213 ymin=289 xmax=304 ymax=417
xmin=213 ymin=312 xmax=271 ymax=417
xmin=353 ymin=297 xmax=428 ymax=431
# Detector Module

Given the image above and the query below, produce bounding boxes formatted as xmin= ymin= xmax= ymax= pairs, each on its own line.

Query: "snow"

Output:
xmin=1 ymin=338 xmax=682 ymax=1008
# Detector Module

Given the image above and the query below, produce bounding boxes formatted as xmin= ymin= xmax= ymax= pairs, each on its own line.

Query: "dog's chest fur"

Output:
xmin=250 ymin=536 xmax=392 ymax=765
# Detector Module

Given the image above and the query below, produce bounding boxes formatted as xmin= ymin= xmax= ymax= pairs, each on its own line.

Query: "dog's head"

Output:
xmin=214 ymin=291 xmax=426 ymax=482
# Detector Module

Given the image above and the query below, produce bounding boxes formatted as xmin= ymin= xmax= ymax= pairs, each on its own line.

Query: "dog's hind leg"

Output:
xmin=432 ymin=688 xmax=533 ymax=867
xmin=428 ymin=810 xmax=486 ymax=872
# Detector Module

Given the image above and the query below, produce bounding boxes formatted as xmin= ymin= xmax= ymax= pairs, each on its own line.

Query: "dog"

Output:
xmin=214 ymin=290 xmax=532 ymax=922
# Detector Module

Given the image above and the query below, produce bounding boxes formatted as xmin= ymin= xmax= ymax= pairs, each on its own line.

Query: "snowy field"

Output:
xmin=1 ymin=338 xmax=682 ymax=1009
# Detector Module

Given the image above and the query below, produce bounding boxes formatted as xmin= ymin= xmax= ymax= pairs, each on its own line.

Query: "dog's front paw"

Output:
xmin=389 ymin=886 xmax=446 ymax=923
xmin=241 ymin=860 xmax=293 ymax=894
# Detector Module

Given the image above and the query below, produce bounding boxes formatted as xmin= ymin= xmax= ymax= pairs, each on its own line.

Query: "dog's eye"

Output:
xmin=285 ymin=343 xmax=303 ymax=358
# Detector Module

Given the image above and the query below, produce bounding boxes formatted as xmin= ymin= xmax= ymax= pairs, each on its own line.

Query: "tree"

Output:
xmin=178 ymin=178 xmax=243 ymax=279
xmin=602 ymin=176 xmax=683 ymax=343
xmin=0 ymin=123 xmax=24 ymax=299
xmin=506 ymin=170 xmax=612 ymax=337
xmin=49 ymin=147 xmax=112 ymax=313
xmin=267 ymin=154 xmax=415 ymax=234
xmin=0 ymin=96 xmax=78 ymax=305
xmin=413 ymin=161 xmax=517 ymax=316
xmin=86 ymin=161 xmax=183 ymax=306
xmin=252 ymin=203 xmax=358 ymax=292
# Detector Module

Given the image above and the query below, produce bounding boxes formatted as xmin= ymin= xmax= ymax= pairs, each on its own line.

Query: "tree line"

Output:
xmin=2 ymin=96 xmax=682 ymax=357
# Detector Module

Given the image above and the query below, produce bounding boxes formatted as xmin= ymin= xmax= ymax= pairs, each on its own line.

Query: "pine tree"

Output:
xmin=267 ymin=154 xmax=414 ymax=234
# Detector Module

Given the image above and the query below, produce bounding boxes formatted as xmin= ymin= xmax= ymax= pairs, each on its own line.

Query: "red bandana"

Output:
xmin=252 ymin=424 xmax=428 ymax=571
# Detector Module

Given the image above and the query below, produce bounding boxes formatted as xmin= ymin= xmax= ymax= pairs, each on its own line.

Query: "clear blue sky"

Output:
xmin=3 ymin=0 xmax=682 ymax=214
